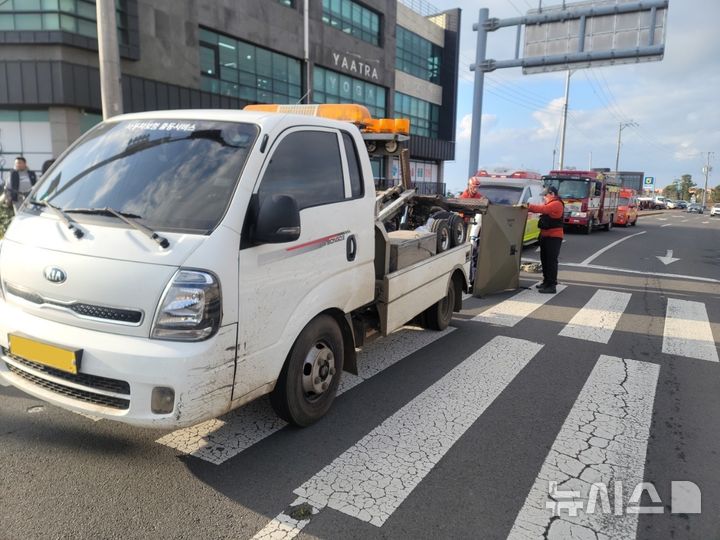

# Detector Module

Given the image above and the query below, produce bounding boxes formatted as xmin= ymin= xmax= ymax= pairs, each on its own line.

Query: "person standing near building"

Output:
xmin=8 ymin=156 xmax=37 ymax=213
xmin=527 ymin=185 xmax=564 ymax=294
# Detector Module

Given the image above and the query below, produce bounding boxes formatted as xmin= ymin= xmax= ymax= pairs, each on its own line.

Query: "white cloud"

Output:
xmin=456 ymin=113 xmax=497 ymax=141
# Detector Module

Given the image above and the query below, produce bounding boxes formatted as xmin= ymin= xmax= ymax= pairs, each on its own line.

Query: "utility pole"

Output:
xmin=702 ymin=152 xmax=714 ymax=208
xmin=303 ymin=0 xmax=312 ymax=103
xmin=614 ymin=120 xmax=637 ymax=175
xmin=558 ymin=70 xmax=572 ymax=170
xmin=96 ymin=0 xmax=123 ymax=119
xmin=552 ymin=148 xmax=557 ymax=170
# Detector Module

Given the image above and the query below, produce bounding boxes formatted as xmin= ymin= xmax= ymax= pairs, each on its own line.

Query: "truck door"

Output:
xmin=234 ymin=127 xmax=374 ymax=401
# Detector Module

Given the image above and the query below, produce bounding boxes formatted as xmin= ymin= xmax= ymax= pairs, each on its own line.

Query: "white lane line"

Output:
xmin=702 ymin=221 xmax=709 ymax=224
xmin=559 ymin=290 xmax=632 ymax=344
xmin=291 ymin=336 xmax=543 ymax=527
xmin=657 ymin=218 xmax=668 ymax=221
xmin=472 ymin=284 xmax=567 ymax=327
xmin=681 ymin=219 xmax=689 ymax=223
xmin=508 ymin=355 xmax=660 ymax=540
xmin=663 ymin=299 xmax=719 ymax=362
xmin=251 ymin=498 xmax=318 ymax=540
xmin=661 ymin=223 xmax=672 ymax=228
xmin=547 ymin=262 xmax=720 ymax=284
xmin=156 ymin=326 xmax=455 ymax=464
xmin=579 ymin=231 xmax=647 ymax=266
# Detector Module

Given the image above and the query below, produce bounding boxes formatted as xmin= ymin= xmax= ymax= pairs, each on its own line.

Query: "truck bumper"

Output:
xmin=0 ymin=300 xmax=236 ymax=429
xmin=564 ymin=217 xmax=589 ymax=225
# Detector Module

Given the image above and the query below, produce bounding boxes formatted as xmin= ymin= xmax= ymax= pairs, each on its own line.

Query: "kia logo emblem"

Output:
xmin=44 ymin=267 xmax=67 ymax=284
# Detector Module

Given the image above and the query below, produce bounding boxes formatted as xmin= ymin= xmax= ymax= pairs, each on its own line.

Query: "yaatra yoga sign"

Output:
xmin=329 ymin=51 xmax=381 ymax=82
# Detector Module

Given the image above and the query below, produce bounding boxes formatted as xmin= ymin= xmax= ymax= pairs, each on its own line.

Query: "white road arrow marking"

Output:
xmin=656 ymin=249 xmax=680 ymax=265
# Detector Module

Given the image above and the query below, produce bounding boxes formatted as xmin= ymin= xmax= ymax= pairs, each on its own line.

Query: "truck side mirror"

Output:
xmin=595 ymin=185 xmax=602 ymax=197
xmin=253 ymin=194 xmax=301 ymax=244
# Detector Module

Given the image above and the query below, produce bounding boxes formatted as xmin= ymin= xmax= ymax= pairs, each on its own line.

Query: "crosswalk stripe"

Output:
xmin=472 ymin=285 xmax=567 ymax=327
xmin=559 ymin=289 xmax=632 ymax=344
xmin=290 ymin=336 xmax=543 ymax=527
xmin=663 ymin=298 xmax=719 ymax=362
xmin=156 ymin=326 xmax=455 ymax=464
xmin=508 ymin=355 xmax=660 ymax=540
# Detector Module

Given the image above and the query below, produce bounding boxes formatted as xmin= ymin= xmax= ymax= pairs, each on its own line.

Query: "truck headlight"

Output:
xmin=151 ymin=269 xmax=222 ymax=341
xmin=571 ymin=211 xmax=587 ymax=218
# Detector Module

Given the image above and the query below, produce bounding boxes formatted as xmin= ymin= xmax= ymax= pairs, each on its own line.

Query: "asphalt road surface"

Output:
xmin=1 ymin=211 xmax=719 ymax=540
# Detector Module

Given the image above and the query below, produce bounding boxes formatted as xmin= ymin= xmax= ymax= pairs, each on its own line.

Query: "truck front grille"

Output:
xmin=8 ymin=354 xmax=130 ymax=395
xmin=6 ymin=362 xmax=130 ymax=410
xmin=5 ymin=283 xmax=143 ymax=325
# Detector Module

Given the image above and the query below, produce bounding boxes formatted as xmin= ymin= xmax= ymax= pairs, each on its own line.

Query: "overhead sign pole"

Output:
xmin=468 ymin=9 xmax=489 ymax=179
xmin=468 ymin=0 xmax=668 ymax=177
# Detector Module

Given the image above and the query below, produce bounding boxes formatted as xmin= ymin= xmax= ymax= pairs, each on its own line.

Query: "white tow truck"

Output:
xmin=0 ymin=104 xmax=510 ymax=429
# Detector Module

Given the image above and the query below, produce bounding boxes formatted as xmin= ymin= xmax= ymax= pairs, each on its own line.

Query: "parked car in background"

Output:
xmin=687 ymin=204 xmax=704 ymax=214
xmin=666 ymin=200 xmax=678 ymax=209
xmin=675 ymin=200 xmax=688 ymax=209
xmin=710 ymin=204 xmax=720 ymax=216
xmin=652 ymin=196 xmax=668 ymax=209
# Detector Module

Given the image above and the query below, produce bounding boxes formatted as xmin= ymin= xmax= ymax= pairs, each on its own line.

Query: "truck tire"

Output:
xmin=431 ymin=211 xmax=466 ymax=247
xmin=422 ymin=276 xmax=457 ymax=331
xmin=270 ymin=315 xmax=344 ymax=427
xmin=585 ymin=219 xmax=593 ymax=235
xmin=430 ymin=218 xmax=451 ymax=253
xmin=605 ymin=217 xmax=613 ymax=231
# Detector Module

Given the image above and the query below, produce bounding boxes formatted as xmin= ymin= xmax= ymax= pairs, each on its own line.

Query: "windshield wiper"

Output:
xmin=64 ymin=207 xmax=170 ymax=249
xmin=29 ymin=199 xmax=85 ymax=239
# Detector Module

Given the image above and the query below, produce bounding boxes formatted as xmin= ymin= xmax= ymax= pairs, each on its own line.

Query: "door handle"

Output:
xmin=346 ymin=235 xmax=357 ymax=262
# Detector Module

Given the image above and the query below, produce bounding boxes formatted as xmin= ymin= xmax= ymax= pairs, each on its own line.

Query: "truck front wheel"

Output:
xmin=271 ymin=315 xmax=344 ymax=427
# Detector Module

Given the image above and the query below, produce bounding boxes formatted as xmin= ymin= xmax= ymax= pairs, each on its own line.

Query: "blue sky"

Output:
xmin=426 ymin=0 xmax=720 ymax=194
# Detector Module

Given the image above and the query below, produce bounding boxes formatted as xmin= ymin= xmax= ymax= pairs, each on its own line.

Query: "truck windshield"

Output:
xmin=544 ymin=178 xmax=590 ymax=199
xmin=477 ymin=186 xmax=523 ymax=205
xmin=618 ymin=197 xmax=631 ymax=205
xmin=30 ymin=119 xmax=258 ymax=234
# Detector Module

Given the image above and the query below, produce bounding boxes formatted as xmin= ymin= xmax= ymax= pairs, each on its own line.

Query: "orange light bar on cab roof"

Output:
xmin=242 ymin=103 xmax=410 ymax=135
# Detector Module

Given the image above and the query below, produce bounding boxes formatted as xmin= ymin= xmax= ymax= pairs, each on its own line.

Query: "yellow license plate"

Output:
xmin=8 ymin=334 xmax=82 ymax=375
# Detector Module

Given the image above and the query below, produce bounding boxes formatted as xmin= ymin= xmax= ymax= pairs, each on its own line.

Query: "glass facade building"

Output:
xmin=395 ymin=26 xmax=442 ymax=84
xmin=199 ymin=28 xmax=302 ymax=104
xmin=0 ymin=0 xmax=130 ymax=45
xmin=313 ymin=66 xmax=386 ymax=118
xmin=322 ymin=0 xmax=380 ymax=46
xmin=394 ymin=92 xmax=439 ymax=139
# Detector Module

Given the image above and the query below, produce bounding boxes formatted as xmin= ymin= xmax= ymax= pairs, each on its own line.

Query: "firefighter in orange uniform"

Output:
xmin=460 ymin=177 xmax=483 ymax=199
xmin=527 ymin=186 xmax=564 ymax=294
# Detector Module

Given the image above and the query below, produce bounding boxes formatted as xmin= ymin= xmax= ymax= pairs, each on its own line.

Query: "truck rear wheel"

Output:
xmin=422 ymin=276 xmax=457 ymax=331
xmin=430 ymin=218 xmax=451 ymax=253
xmin=605 ymin=217 xmax=613 ymax=231
xmin=585 ymin=219 xmax=593 ymax=235
xmin=270 ymin=315 xmax=344 ymax=427
xmin=431 ymin=212 xmax=466 ymax=247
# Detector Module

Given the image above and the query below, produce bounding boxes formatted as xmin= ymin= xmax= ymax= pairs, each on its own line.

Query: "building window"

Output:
xmin=0 ymin=0 xmax=130 ymax=45
xmin=321 ymin=0 xmax=380 ymax=46
xmin=313 ymin=66 xmax=386 ymax=118
xmin=396 ymin=26 xmax=442 ymax=84
xmin=199 ymin=28 xmax=302 ymax=104
xmin=394 ymin=92 xmax=439 ymax=138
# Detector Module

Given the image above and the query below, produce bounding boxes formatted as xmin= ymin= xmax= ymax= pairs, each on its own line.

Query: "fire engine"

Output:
xmin=544 ymin=170 xmax=620 ymax=234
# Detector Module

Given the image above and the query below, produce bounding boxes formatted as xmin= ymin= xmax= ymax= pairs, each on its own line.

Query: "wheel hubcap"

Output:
xmin=302 ymin=342 xmax=336 ymax=400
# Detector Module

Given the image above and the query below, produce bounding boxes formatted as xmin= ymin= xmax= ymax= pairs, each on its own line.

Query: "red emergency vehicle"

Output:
xmin=614 ymin=188 xmax=639 ymax=227
xmin=543 ymin=170 xmax=620 ymax=234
